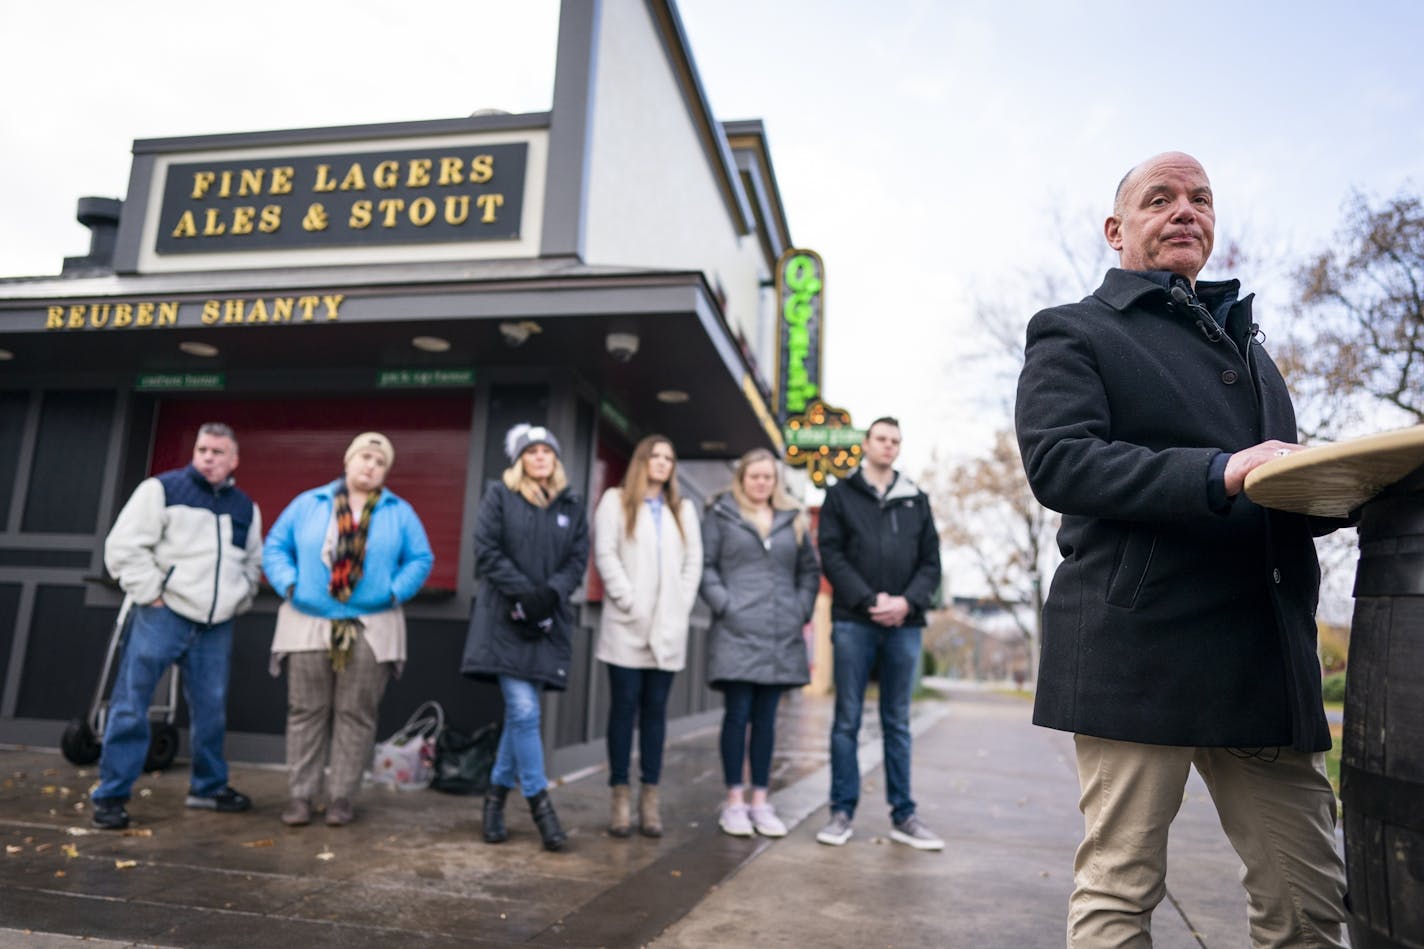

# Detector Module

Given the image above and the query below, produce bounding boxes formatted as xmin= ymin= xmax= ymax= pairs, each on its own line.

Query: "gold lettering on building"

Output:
xmin=409 ymin=197 xmax=436 ymax=227
xmin=476 ymin=193 xmax=504 ymax=223
xmin=340 ymin=163 xmax=368 ymax=191
xmin=44 ymin=299 xmax=179 ymax=331
xmin=165 ymin=147 xmax=520 ymax=247
xmin=445 ymin=195 xmax=470 ymax=225
xmin=349 ymin=200 xmax=373 ymax=229
xmin=407 ymin=159 xmax=432 ymax=188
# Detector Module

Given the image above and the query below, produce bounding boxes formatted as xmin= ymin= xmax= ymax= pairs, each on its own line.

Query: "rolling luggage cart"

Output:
xmin=60 ymin=597 xmax=182 ymax=772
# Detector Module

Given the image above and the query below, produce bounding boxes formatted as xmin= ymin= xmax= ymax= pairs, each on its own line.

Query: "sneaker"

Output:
xmin=816 ymin=811 xmax=853 ymax=846
xmin=185 ymin=786 xmax=252 ymax=813
xmin=748 ymin=803 xmax=787 ymax=838
xmin=91 ymin=798 xmax=130 ymax=830
xmin=890 ymin=814 xmax=944 ymax=851
xmin=718 ymin=803 xmax=754 ymax=837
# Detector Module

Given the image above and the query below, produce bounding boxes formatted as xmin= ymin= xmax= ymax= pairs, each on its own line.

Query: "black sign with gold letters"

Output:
xmin=155 ymin=143 xmax=528 ymax=254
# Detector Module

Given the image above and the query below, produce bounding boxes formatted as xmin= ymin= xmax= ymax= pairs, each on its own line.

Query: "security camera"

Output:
xmin=499 ymin=320 xmax=541 ymax=348
xmin=605 ymin=331 xmax=640 ymax=362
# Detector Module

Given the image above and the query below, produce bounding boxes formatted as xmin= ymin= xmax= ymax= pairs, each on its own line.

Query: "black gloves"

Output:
xmin=524 ymin=586 xmax=560 ymax=622
xmin=510 ymin=586 xmax=561 ymax=637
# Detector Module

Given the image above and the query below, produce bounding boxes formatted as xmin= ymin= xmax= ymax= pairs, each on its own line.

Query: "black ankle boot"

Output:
xmin=527 ymin=788 xmax=568 ymax=852
xmin=483 ymin=784 xmax=510 ymax=844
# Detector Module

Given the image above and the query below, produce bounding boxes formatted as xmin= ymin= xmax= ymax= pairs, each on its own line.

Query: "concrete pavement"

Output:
xmin=0 ymin=685 xmax=1309 ymax=947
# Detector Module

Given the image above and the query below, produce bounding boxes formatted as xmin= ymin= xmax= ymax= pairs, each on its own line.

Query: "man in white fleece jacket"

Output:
xmin=91 ymin=422 xmax=263 ymax=830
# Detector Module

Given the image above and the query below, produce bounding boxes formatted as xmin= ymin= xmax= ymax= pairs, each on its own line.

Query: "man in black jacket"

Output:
xmin=814 ymin=417 xmax=943 ymax=850
xmin=1015 ymin=152 xmax=1346 ymax=946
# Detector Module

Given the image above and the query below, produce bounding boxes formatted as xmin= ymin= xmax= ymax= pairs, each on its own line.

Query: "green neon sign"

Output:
xmin=776 ymin=248 xmax=823 ymax=420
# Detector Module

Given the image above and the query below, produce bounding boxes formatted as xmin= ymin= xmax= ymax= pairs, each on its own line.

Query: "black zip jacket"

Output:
xmin=817 ymin=468 xmax=941 ymax=626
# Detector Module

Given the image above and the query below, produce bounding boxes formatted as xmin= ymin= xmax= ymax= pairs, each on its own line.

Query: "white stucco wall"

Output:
xmin=581 ymin=0 xmax=765 ymax=353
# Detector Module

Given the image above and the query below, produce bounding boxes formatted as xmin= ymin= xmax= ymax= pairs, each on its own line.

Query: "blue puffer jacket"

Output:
xmin=262 ymin=479 xmax=433 ymax=618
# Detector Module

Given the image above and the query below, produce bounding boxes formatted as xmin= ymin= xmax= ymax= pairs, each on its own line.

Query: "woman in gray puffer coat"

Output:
xmin=700 ymin=448 xmax=819 ymax=839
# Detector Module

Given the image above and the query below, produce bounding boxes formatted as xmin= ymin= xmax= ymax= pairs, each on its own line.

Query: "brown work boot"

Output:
xmin=639 ymin=783 xmax=663 ymax=837
xmin=325 ymin=797 xmax=355 ymax=826
xmin=609 ymin=784 xmax=632 ymax=838
xmin=280 ymin=798 xmax=311 ymax=827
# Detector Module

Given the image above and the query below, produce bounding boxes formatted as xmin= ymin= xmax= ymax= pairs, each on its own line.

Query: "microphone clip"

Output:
xmin=1169 ymin=283 xmax=1223 ymax=343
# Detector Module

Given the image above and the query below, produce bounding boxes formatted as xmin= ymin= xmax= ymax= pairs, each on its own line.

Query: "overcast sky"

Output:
xmin=3 ymin=0 xmax=1422 ymax=476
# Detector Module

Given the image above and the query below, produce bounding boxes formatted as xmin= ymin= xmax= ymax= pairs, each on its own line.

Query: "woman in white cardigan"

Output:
xmin=594 ymin=435 xmax=702 ymax=838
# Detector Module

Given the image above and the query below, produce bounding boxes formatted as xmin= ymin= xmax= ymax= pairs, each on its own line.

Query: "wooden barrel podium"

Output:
xmin=1247 ymin=427 xmax=1424 ymax=948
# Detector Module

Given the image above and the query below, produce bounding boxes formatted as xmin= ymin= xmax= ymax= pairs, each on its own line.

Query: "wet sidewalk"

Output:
xmin=0 ymin=686 xmax=1292 ymax=947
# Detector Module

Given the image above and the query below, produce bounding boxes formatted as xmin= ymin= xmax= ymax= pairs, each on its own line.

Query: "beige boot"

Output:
xmin=639 ymin=783 xmax=663 ymax=837
xmin=609 ymin=784 xmax=633 ymax=837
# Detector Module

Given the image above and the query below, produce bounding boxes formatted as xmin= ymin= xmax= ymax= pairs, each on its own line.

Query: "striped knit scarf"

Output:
xmin=328 ymin=485 xmax=381 ymax=671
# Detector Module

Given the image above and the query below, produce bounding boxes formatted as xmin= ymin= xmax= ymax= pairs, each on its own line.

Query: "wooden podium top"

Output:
xmin=1243 ymin=426 xmax=1424 ymax=516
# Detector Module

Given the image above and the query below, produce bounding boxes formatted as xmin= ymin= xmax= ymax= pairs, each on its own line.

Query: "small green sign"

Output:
xmin=783 ymin=425 xmax=864 ymax=448
xmin=136 ymin=372 xmax=226 ymax=391
xmin=600 ymin=399 xmax=635 ymax=438
xmin=377 ymin=368 xmax=476 ymax=388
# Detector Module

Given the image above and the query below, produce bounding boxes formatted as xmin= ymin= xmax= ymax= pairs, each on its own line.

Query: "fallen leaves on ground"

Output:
xmin=241 ymin=839 xmax=275 ymax=848
xmin=114 ymin=859 xmax=137 ymax=869
xmin=120 ymin=828 xmax=153 ymax=838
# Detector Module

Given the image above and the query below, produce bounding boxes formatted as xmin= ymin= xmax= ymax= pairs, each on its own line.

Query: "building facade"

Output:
xmin=0 ymin=0 xmax=797 ymax=776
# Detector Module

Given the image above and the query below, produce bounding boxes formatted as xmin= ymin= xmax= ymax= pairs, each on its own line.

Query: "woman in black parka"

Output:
xmin=461 ymin=423 xmax=589 ymax=852
xmin=700 ymin=448 xmax=819 ymax=839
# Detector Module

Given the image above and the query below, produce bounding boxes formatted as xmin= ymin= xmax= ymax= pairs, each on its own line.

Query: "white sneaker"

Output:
xmin=890 ymin=814 xmax=944 ymax=851
xmin=748 ymin=803 xmax=787 ymax=838
xmin=816 ymin=811 xmax=853 ymax=846
xmin=719 ymin=804 xmax=754 ymax=837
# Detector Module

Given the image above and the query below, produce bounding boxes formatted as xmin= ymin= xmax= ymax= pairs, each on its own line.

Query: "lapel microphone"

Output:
xmin=1169 ymin=283 xmax=1224 ymax=343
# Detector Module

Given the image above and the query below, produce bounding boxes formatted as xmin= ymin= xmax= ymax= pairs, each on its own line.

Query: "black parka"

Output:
xmin=1015 ymin=268 xmax=1333 ymax=752
xmin=460 ymin=481 xmax=590 ymax=691
xmin=817 ymin=469 xmax=941 ymax=627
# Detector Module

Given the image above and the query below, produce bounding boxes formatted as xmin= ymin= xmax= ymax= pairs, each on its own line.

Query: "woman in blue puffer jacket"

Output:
xmin=262 ymin=432 xmax=433 ymax=829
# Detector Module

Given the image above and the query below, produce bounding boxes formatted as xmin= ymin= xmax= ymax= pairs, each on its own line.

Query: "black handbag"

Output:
xmin=429 ymin=720 xmax=501 ymax=795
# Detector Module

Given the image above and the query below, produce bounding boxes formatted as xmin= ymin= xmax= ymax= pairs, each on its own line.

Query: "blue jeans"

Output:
xmin=829 ymin=620 xmax=921 ymax=823
xmin=95 ymin=604 xmax=233 ymax=802
xmin=490 ymin=675 xmax=547 ymax=796
xmin=606 ymin=664 xmax=675 ymax=786
xmin=720 ymin=681 xmax=783 ymax=788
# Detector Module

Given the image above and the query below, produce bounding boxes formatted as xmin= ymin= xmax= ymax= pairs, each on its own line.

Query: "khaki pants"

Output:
xmin=285 ymin=637 xmax=391 ymax=801
xmin=1070 ymin=735 xmax=1347 ymax=948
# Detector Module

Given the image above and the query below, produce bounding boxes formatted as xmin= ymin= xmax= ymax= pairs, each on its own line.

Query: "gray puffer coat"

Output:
xmin=699 ymin=493 xmax=820 ymax=688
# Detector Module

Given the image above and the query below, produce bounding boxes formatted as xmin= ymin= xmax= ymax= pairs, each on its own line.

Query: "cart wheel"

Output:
xmin=60 ymin=718 xmax=102 ymax=765
xmin=144 ymin=723 xmax=180 ymax=772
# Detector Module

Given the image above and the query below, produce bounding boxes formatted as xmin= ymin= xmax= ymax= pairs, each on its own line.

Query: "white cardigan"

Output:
xmin=593 ymin=488 xmax=702 ymax=671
